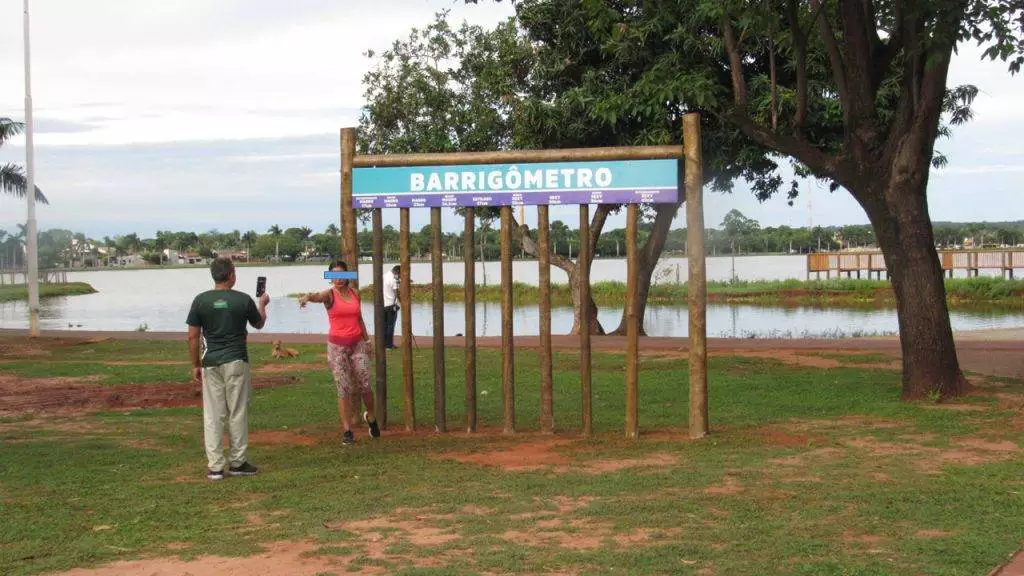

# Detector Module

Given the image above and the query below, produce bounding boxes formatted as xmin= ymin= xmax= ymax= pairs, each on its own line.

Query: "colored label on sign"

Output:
xmin=352 ymin=159 xmax=678 ymax=208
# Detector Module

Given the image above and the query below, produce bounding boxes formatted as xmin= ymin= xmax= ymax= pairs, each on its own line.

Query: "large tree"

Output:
xmin=476 ymin=0 xmax=1021 ymax=399
xmin=0 ymin=118 xmax=48 ymax=205
xmin=362 ymin=10 xmax=779 ymax=334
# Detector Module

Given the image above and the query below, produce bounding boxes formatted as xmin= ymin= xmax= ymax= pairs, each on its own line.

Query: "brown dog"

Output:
xmin=271 ymin=340 xmax=300 ymax=359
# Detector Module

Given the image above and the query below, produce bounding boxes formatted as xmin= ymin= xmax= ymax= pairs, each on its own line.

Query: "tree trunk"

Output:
xmin=610 ymin=201 xmax=682 ymax=336
xmin=513 ymin=214 xmax=605 ymax=335
xmin=855 ymin=165 xmax=967 ymax=401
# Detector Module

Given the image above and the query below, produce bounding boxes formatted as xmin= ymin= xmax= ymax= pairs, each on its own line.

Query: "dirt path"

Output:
xmin=3 ymin=329 xmax=1021 ymax=380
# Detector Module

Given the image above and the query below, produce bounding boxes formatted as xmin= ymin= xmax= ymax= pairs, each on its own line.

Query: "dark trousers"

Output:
xmin=383 ymin=305 xmax=398 ymax=348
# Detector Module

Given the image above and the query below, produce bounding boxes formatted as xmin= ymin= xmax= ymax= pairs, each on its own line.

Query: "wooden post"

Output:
xmin=464 ymin=207 xmax=477 ymax=433
xmin=340 ymin=128 xmax=358 ymax=283
xmin=400 ymin=208 xmax=414 ymax=431
xmin=685 ymin=112 xmax=709 ymax=439
xmin=372 ymin=208 xmax=387 ymax=429
xmin=431 ymin=207 xmax=446 ymax=433
xmin=579 ymin=204 xmax=592 ymax=437
xmin=500 ymin=205 xmax=515 ymax=434
xmin=340 ymin=127 xmax=361 ymax=423
xmin=625 ymin=203 xmax=639 ymax=440
xmin=538 ymin=205 xmax=554 ymax=434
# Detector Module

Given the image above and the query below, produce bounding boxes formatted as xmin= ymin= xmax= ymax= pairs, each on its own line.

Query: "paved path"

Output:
xmin=3 ymin=328 xmax=1021 ymax=379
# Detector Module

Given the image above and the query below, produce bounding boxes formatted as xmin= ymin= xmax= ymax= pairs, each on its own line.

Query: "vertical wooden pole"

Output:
xmin=685 ymin=112 xmax=709 ymax=439
xmin=538 ymin=205 xmax=554 ymax=434
xmin=340 ymin=127 xmax=361 ymax=423
xmin=372 ymin=209 xmax=387 ymax=429
xmin=625 ymin=203 xmax=639 ymax=440
xmin=431 ymin=207 xmax=446 ymax=432
xmin=464 ymin=207 xmax=477 ymax=433
xmin=579 ymin=204 xmax=592 ymax=437
xmin=500 ymin=205 xmax=515 ymax=434
xmin=400 ymin=208 xmax=414 ymax=431
xmin=340 ymin=128 xmax=358 ymax=283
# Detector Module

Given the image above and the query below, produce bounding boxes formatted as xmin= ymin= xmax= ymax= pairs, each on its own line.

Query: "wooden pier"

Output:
xmin=807 ymin=249 xmax=1024 ymax=280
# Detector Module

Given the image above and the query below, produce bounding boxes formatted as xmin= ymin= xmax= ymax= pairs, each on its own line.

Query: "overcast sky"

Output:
xmin=1 ymin=0 xmax=1022 ymax=239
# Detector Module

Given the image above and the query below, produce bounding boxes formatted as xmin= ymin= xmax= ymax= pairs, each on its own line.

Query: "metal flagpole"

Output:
xmin=24 ymin=0 xmax=40 ymax=337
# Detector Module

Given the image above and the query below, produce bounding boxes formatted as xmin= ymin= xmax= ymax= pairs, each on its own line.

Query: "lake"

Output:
xmin=1 ymin=255 xmax=1021 ymax=337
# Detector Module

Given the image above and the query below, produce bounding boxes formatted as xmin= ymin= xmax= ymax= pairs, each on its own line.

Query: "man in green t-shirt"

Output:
xmin=187 ymin=257 xmax=269 ymax=481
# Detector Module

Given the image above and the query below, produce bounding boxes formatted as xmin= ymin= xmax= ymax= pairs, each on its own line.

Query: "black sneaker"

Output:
xmin=227 ymin=462 xmax=259 ymax=477
xmin=207 ymin=469 xmax=224 ymax=481
xmin=363 ymin=411 xmax=381 ymax=439
xmin=342 ymin=430 xmax=355 ymax=446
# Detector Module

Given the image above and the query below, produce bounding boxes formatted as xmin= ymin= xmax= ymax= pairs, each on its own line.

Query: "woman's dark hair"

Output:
xmin=329 ymin=260 xmax=348 ymax=271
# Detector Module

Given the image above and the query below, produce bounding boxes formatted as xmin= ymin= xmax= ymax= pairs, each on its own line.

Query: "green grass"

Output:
xmin=289 ymin=277 xmax=1024 ymax=309
xmin=1 ymin=337 xmax=1022 ymax=575
xmin=0 ymin=282 xmax=97 ymax=303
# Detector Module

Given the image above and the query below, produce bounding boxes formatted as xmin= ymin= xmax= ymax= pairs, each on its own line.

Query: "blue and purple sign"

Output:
xmin=352 ymin=159 xmax=678 ymax=208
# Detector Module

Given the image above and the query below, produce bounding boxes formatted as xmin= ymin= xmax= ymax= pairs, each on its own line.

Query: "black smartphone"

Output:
xmin=256 ymin=276 xmax=266 ymax=297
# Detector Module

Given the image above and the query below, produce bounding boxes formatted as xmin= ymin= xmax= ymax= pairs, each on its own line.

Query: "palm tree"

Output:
xmin=0 ymin=118 xmax=48 ymax=204
xmin=268 ymin=225 xmax=282 ymax=236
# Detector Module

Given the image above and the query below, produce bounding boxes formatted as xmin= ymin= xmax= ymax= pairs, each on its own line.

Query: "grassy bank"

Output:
xmin=292 ymin=276 xmax=1024 ymax=308
xmin=0 ymin=282 xmax=97 ymax=303
xmin=0 ymin=337 xmax=1022 ymax=575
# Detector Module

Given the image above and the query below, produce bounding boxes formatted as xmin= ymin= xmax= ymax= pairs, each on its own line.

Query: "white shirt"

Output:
xmin=383 ymin=271 xmax=398 ymax=307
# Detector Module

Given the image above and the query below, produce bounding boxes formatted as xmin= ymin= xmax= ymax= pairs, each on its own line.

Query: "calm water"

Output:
xmin=1 ymin=256 xmax=1021 ymax=337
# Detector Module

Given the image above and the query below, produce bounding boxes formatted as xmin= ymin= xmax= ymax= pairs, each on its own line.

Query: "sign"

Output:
xmin=324 ymin=271 xmax=359 ymax=280
xmin=352 ymin=159 xmax=678 ymax=209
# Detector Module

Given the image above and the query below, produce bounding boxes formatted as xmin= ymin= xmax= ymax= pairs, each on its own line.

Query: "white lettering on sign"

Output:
xmin=406 ymin=165 xmax=617 ymax=193
xmin=524 ymin=169 xmax=543 ymax=188
xmin=444 ymin=172 xmax=459 ymax=191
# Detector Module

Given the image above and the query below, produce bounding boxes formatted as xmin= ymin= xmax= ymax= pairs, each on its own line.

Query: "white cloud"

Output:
xmin=0 ymin=1 xmax=1022 ymax=236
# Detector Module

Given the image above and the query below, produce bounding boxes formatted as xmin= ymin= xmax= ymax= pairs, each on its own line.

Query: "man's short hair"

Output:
xmin=392 ymin=265 xmax=401 ymax=274
xmin=210 ymin=256 xmax=235 ymax=283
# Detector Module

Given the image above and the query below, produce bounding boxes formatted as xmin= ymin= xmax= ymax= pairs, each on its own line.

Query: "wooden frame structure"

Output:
xmin=339 ymin=113 xmax=708 ymax=439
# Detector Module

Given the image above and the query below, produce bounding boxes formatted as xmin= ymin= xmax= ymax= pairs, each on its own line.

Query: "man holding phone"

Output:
xmin=187 ymin=257 xmax=270 ymax=481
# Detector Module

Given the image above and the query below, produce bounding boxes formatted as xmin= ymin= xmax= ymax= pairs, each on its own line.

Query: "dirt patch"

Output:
xmin=249 ymin=430 xmax=319 ymax=446
xmin=583 ymin=453 xmax=679 ymax=474
xmin=915 ymin=530 xmax=952 ymax=538
xmin=718 ymin=349 xmax=900 ymax=371
xmin=257 ymin=362 xmax=325 ymax=374
xmin=437 ymin=436 xmax=679 ymax=475
xmin=0 ymin=374 xmax=299 ymax=416
xmin=843 ymin=531 xmax=885 ymax=544
xmin=844 ymin=436 xmax=1019 ymax=473
xmin=502 ymin=518 xmax=681 ymax=551
xmin=705 ymin=475 xmax=744 ymax=495
xmin=53 ymin=540 xmax=377 ymax=576
xmin=437 ymin=438 xmax=573 ymax=471
xmin=326 ymin=515 xmax=459 ymax=547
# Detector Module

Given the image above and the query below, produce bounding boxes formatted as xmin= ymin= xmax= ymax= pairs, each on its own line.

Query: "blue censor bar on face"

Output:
xmin=324 ymin=271 xmax=359 ymax=280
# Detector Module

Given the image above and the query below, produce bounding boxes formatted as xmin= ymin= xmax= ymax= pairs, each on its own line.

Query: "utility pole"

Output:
xmin=24 ymin=0 xmax=40 ymax=337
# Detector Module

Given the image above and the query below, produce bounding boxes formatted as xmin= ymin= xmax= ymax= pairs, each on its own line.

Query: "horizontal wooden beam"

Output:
xmin=353 ymin=146 xmax=683 ymax=168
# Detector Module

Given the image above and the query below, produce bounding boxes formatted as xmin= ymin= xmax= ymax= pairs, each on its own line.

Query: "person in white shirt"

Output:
xmin=382 ymin=265 xmax=400 ymax=349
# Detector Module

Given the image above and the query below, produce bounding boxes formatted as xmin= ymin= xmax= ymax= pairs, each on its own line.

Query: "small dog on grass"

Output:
xmin=271 ymin=340 xmax=300 ymax=359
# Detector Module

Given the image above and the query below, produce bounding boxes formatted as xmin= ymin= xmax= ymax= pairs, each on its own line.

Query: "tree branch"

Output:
xmin=808 ymin=0 xmax=850 ymax=115
xmin=785 ymin=0 xmax=809 ymax=135
xmin=726 ymin=111 xmax=845 ymax=182
xmin=720 ymin=15 xmax=749 ymax=109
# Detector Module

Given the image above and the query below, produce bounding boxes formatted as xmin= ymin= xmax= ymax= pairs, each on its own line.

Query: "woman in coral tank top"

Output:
xmin=298 ymin=261 xmax=380 ymax=445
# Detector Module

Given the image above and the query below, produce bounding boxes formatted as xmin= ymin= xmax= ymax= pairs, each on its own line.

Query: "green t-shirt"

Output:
xmin=186 ymin=289 xmax=263 ymax=367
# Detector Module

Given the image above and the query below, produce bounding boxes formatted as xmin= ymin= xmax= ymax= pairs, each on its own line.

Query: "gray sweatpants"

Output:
xmin=202 ymin=360 xmax=251 ymax=471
